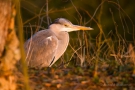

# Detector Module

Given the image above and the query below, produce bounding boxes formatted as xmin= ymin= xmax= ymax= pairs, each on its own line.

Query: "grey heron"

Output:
xmin=24 ymin=18 xmax=93 ymax=68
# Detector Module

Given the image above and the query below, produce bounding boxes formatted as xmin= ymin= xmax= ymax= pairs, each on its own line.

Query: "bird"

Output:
xmin=24 ymin=18 xmax=93 ymax=68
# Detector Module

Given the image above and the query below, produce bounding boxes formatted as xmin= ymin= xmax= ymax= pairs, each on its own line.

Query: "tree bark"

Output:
xmin=0 ymin=0 xmax=20 ymax=90
xmin=0 ymin=0 xmax=11 ymax=57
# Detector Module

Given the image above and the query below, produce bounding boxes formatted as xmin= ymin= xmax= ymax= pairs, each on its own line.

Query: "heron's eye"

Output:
xmin=64 ymin=24 xmax=68 ymax=27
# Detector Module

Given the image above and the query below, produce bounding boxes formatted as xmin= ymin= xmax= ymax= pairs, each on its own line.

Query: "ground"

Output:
xmin=16 ymin=64 xmax=135 ymax=90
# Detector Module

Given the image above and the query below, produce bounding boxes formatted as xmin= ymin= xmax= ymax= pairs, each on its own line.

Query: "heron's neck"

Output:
xmin=49 ymin=31 xmax=69 ymax=67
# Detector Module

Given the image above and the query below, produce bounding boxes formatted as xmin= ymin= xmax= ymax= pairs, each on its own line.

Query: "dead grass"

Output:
xmin=16 ymin=0 xmax=135 ymax=90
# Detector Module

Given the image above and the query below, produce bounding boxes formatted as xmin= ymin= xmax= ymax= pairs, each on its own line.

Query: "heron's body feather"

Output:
xmin=24 ymin=30 xmax=58 ymax=68
xmin=24 ymin=29 xmax=69 ymax=68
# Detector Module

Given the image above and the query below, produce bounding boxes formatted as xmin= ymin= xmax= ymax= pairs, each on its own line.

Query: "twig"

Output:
xmin=46 ymin=0 xmax=49 ymax=25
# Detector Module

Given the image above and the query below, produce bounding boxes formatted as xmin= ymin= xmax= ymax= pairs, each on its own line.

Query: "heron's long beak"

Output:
xmin=67 ymin=25 xmax=93 ymax=32
xmin=73 ymin=25 xmax=93 ymax=30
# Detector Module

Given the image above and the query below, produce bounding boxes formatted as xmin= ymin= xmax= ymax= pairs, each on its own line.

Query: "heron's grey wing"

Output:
xmin=24 ymin=31 xmax=58 ymax=68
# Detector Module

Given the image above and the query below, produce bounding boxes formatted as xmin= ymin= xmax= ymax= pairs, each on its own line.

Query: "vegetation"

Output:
xmin=0 ymin=0 xmax=135 ymax=90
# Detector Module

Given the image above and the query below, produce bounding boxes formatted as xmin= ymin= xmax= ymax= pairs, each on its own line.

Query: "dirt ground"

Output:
xmin=16 ymin=65 xmax=135 ymax=90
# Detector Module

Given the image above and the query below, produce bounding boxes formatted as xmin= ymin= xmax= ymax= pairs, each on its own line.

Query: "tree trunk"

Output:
xmin=0 ymin=0 xmax=11 ymax=57
xmin=0 ymin=0 xmax=20 ymax=90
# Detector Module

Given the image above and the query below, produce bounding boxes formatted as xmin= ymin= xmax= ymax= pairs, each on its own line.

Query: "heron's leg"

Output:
xmin=47 ymin=67 xmax=51 ymax=75
xmin=49 ymin=57 xmax=55 ymax=67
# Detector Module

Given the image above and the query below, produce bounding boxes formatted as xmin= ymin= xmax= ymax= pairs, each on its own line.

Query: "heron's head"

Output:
xmin=49 ymin=18 xmax=93 ymax=32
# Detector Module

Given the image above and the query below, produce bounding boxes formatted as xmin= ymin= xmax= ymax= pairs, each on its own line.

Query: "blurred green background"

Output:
xmin=21 ymin=0 xmax=135 ymax=42
xmin=21 ymin=0 xmax=135 ymax=40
